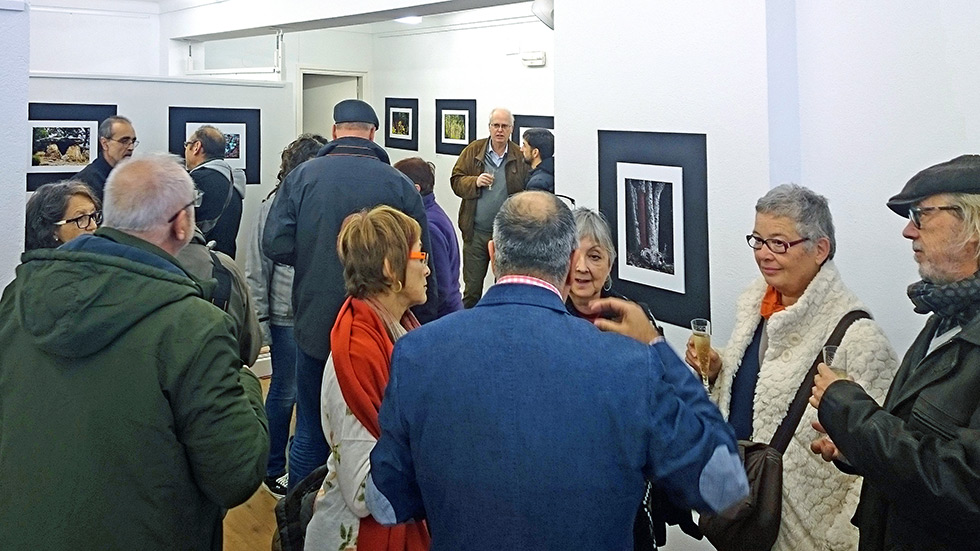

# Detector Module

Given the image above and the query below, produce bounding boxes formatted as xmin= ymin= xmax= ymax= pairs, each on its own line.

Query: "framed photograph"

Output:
xmin=26 ymin=103 xmax=117 ymax=191
xmin=435 ymin=99 xmax=476 ymax=156
xmin=511 ymin=114 xmax=554 ymax=145
xmin=169 ymin=107 xmax=261 ymax=184
xmin=598 ymin=130 xmax=709 ymax=325
xmin=30 ymin=121 xmax=98 ymax=173
xmin=385 ymin=97 xmax=418 ymax=151
xmin=184 ymin=122 xmax=246 ymax=170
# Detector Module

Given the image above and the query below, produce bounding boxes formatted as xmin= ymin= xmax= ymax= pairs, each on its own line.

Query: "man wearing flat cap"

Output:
xmin=810 ymin=154 xmax=980 ymax=550
xmin=263 ymin=99 xmax=438 ymax=489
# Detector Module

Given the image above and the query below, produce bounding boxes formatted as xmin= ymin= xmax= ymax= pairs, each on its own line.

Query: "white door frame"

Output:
xmin=296 ymin=68 xmax=367 ymax=134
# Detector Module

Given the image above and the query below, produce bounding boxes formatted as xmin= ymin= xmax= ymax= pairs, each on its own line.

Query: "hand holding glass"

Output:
xmin=691 ymin=318 xmax=712 ymax=389
xmin=823 ymin=346 xmax=848 ymax=380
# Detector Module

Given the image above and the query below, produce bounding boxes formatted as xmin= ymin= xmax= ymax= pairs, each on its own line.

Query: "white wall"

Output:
xmin=556 ymin=0 xmax=771 ymax=357
xmin=1 ymin=5 xmax=30 ymax=285
xmin=29 ymin=74 xmax=296 ymax=263
xmin=30 ymin=1 xmax=160 ymax=75
xmin=369 ymin=7 xmax=554 ymax=258
xmin=795 ymin=1 xmax=980 ymax=350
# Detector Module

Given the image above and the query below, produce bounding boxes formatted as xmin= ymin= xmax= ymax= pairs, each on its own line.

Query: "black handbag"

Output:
xmin=698 ymin=310 xmax=869 ymax=551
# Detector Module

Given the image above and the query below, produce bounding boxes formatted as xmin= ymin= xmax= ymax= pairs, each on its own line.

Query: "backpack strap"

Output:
xmin=769 ymin=309 xmax=870 ymax=453
xmin=208 ymin=250 xmax=232 ymax=312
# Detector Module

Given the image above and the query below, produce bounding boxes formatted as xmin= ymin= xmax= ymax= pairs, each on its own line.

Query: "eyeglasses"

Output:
xmin=489 ymin=123 xmax=512 ymax=130
xmin=167 ymin=190 xmax=204 ymax=223
xmin=409 ymin=250 xmax=428 ymax=267
xmin=110 ymin=137 xmax=139 ymax=148
xmin=54 ymin=211 xmax=102 ymax=229
xmin=908 ymin=205 xmax=961 ymax=229
xmin=746 ymin=234 xmax=810 ymax=254
xmin=183 ymin=140 xmax=198 ymax=149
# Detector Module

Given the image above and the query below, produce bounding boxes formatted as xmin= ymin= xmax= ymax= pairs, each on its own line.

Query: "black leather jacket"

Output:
xmin=820 ymin=312 xmax=980 ymax=550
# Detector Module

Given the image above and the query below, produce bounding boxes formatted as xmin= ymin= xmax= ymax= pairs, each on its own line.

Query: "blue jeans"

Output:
xmin=288 ymin=345 xmax=329 ymax=490
xmin=265 ymin=324 xmax=297 ymax=478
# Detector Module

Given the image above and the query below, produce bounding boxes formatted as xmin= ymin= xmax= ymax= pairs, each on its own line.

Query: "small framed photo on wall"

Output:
xmin=26 ymin=103 xmax=118 ymax=191
xmin=385 ymin=97 xmax=419 ymax=151
xmin=512 ymin=114 xmax=554 ymax=145
xmin=435 ymin=99 xmax=476 ymax=156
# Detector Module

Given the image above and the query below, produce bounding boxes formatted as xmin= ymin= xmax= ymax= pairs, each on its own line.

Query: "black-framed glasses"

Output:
xmin=746 ymin=234 xmax=809 ymax=254
xmin=908 ymin=205 xmax=961 ymax=229
xmin=183 ymin=140 xmax=198 ymax=149
xmin=54 ymin=211 xmax=102 ymax=229
xmin=110 ymin=137 xmax=139 ymax=148
xmin=167 ymin=190 xmax=204 ymax=223
xmin=555 ymin=194 xmax=577 ymax=209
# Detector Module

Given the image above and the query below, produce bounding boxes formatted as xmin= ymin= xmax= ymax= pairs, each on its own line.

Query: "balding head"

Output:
xmin=491 ymin=191 xmax=577 ymax=288
xmin=103 ymin=154 xmax=196 ymax=256
xmin=185 ymin=125 xmax=225 ymax=169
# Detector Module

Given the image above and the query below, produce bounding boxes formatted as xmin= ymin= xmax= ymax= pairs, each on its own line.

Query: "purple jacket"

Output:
xmin=424 ymin=193 xmax=463 ymax=317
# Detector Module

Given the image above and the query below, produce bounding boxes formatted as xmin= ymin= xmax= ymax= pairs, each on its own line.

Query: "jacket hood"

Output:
xmin=317 ymin=136 xmax=391 ymax=165
xmin=192 ymin=158 xmax=246 ymax=198
xmin=13 ymin=235 xmax=202 ymax=358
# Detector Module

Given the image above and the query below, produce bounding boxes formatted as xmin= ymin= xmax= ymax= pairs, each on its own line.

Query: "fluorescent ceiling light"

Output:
xmin=395 ymin=16 xmax=422 ymax=25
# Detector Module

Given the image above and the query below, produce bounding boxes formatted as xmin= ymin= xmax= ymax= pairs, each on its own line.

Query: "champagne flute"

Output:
xmin=823 ymin=346 xmax=849 ymax=380
xmin=691 ymin=318 xmax=712 ymax=389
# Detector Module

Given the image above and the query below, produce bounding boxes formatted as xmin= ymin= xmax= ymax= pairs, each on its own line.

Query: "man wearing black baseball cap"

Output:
xmin=263 ymin=99 xmax=438 ymax=489
xmin=810 ymin=154 xmax=980 ymax=550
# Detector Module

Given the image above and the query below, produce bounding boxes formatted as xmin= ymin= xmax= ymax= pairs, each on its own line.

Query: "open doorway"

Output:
xmin=299 ymin=71 xmax=364 ymax=137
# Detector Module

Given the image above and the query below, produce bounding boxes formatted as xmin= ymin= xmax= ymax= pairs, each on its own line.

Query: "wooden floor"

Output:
xmin=223 ymin=376 xmax=282 ymax=551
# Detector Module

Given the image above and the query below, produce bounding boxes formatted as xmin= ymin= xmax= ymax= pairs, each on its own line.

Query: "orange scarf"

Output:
xmin=330 ymin=297 xmax=429 ymax=551
xmin=760 ymin=285 xmax=786 ymax=319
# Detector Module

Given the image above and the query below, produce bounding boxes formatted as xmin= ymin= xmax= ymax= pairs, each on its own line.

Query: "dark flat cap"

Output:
xmin=333 ymin=99 xmax=379 ymax=129
xmin=887 ymin=154 xmax=980 ymax=216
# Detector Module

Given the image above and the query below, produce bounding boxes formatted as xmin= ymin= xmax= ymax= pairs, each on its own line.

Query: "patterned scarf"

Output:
xmin=907 ymin=270 xmax=980 ymax=334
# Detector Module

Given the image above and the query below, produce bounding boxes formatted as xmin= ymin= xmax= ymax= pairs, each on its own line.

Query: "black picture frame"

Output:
xmin=598 ymin=130 xmax=709 ymax=326
xmin=435 ymin=99 xmax=477 ymax=156
xmin=511 ymin=114 xmax=554 ymax=144
xmin=27 ymin=102 xmax=117 ymax=191
xmin=384 ymin=97 xmax=419 ymax=151
xmin=169 ymin=106 xmax=261 ymax=184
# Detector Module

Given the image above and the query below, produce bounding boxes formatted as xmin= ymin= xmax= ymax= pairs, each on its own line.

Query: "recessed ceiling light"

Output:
xmin=395 ymin=16 xmax=422 ymax=25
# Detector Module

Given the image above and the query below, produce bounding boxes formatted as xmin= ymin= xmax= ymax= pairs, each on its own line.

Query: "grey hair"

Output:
xmin=103 ymin=154 xmax=195 ymax=232
xmin=98 ymin=116 xmax=132 ymax=140
xmin=573 ymin=207 xmax=617 ymax=267
xmin=335 ymin=121 xmax=376 ymax=133
xmin=946 ymin=193 xmax=980 ymax=261
xmin=492 ymin=191 xmax=577 ymax=286
xmin=488 ymin=107 xmax=515 ymax=126
xmin=756 ymin=184 xmax=836 ymax=260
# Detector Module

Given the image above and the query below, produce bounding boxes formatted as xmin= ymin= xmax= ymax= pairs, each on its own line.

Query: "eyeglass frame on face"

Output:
xmin=54 ymin=210 xmax=103 ymax=230
xmin=183 ymin=140 xmax=199 ymax=149
xmin=109 ymin=137 xmax=139 ymax=148
xmin=167 ymin=190 xmax=204 ymax=223
xmin=408 ymin=250 xmax=428 ymax=267
xmin=908 ymin=205 xmax=961 ymax=229
xmin=489 ymin=123 xmax=512 ymax=130
xmin=746 ymin=234 xmax=810 ymax=254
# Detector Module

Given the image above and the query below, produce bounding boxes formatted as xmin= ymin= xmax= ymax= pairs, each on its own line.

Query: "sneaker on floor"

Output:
xmin=263 ymin=473 xmax=289 ymax=499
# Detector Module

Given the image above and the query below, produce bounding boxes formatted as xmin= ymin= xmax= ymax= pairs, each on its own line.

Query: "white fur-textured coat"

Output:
xmin=712 ymin=262 xmax=897 ymax=551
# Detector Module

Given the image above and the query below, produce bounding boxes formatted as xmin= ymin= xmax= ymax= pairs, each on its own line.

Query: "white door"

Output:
xmin=301 ymin=73 xmax=361 ymax=137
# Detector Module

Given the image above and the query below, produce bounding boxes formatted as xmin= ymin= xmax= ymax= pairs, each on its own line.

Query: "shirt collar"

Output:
xmin=496 ymin=275 xmax=561 ymax=297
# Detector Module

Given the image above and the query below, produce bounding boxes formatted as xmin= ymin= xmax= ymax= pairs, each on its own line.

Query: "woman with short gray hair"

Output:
xmin=565 ymin=207 xmax=656 ymax=324
xmin=685 ymin=183 xmax=896 ymax=550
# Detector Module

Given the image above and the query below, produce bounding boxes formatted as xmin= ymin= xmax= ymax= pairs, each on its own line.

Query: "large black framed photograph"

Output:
xmin=511 ymin=114 xmax=554 ymax=145
xmin=598 ymin=130 xmax=709 ymax=325
xmin=27 ymin=103 xmax=117 ymax=191
xmin=435 ymin=99 xmax=476 ymax=156
xmin=169 ymin=106 xmax=261 ymax=184
xmin=385 ymin=97 xmax=418 ymax=151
